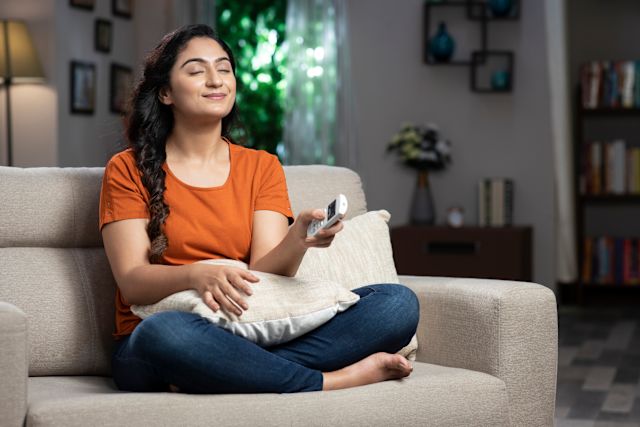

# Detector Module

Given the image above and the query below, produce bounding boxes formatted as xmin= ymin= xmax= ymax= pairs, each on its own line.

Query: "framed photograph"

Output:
xmin=110 ymin=63 xmax=133 ymax=114
xmin=95 ymin=19 xmax=112 ymax=53
xmin=70 ymin=0 xmax=95 ymax=11
xmin=112 ymin=0 xmax=133 ymax=19
xmin=70 ymin=61 xmax=96 ymax=115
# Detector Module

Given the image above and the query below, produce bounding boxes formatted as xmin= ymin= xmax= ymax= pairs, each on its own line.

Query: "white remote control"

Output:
xmin=307 ymin=194 xmax=348 ymax=238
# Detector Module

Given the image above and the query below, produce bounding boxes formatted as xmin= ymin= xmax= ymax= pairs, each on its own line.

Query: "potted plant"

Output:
xmin=387 ymin=122 xmax=452 ymax=224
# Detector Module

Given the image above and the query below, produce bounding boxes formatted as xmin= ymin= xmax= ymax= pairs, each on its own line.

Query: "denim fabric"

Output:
xmin=111 ymin=283 xmax=419 ymax=394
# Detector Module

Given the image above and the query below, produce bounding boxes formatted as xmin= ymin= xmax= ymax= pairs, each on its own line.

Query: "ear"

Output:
xmin=158 ymin=86 xmax=173 ymax=106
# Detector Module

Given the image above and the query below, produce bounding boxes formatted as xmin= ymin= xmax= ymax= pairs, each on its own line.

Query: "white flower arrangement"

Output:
xmin=387 ymin=122 xmax=452 ymax=171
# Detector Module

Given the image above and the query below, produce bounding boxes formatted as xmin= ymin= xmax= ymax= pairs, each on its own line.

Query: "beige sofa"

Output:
xmin=0 ymin=165 xmax=557 ymax=427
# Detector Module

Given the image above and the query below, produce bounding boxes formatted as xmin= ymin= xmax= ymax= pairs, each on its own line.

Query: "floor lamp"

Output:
xmin=0 ymin=20 xmax=44 ymax=166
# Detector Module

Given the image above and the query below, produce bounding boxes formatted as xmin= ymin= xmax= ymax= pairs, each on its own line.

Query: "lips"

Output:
xmin=203 ymin=93 xmax=226 ymax=100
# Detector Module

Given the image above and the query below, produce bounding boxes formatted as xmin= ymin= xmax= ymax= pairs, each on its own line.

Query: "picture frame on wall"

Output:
xmin=70 ymin=0 xmax=95 ymax=11
xmin=110 ymin=63 xmax=133 ymax=114
xmin=95 ymin=19 xmax=113 ymax=53
xmin=70 ymin=61 xmax=96 ymax=115
xmin=112 ymin=0 xmax=133 ymax=19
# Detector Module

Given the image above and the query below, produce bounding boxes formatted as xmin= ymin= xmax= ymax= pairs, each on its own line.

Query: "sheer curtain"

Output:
xmin=283 ymin=0 xmax=356 ymax=168
xmin=545 ymin=0 xmax=577 ymax=283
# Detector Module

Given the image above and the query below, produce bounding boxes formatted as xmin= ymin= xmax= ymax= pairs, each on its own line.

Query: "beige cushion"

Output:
xmin=296 ymin=210 xmax=418 ymax=360
xmin=26 ymin=364 xmax=510 ymax=427
xmin=0 ymin=247 xmax=116 ymax=377
xmin=131 ymin=259 xmax=360 ymax=346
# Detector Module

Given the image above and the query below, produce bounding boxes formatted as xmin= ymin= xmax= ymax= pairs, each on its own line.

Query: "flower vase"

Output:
xmin=410 ymin=170 xmax=435 ymax=225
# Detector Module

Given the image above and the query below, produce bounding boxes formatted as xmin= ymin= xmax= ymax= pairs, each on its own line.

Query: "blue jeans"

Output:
xmin=111 ymin=283 xmax=419 ymax=394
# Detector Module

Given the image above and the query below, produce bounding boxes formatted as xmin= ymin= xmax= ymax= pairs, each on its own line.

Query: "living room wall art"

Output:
xmin=110 ymin=63 xmax=133 ymax=114
xmin=70 ymin=0 xmax=95 ymax=11
xmin=112 ymin=0 xmax=133 ymax=19
xmin=424 ymin=0 xmax=519 ymax=93
xmin=70 ymin=61 xmax=96 ymax=115
xmin=95 ymin=19 xmax=112 ymax=53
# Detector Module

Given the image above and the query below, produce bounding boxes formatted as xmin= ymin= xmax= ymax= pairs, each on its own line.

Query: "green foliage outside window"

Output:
xmin=216 ymin=0 xmax=287 ymax=156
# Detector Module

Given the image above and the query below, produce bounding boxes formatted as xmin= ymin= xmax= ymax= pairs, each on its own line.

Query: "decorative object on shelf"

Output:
xmin=112 ymin=0 xmax=133 ymax=19
xmin=110 ymin=63 xmax=133 ymax=114
xmin=70 ymin=61 xmax=96 ymax=115
xmin=70 ymin=0 xmax=95 ymax=11
xmin=0 ymin=20 xmax=45 ymax=166
xmin=387 ymin=123 xmax=452 ymax=225
xmin=94 ymin=19 xmax=113 ymax=54
xmin=446 ymin=206 xmax=465 ymax=227
xmin=428 ymin=22 xmax=455 ymax=63
xmin=488 ymin=0 xmax=513 ymax=17
xmin=471 ymin=50 xmax=514 ymax=93
xmin=477 ymin=177 xmax=514 ymax=227
xmin=423 ymin=1 xmax=487 ymax=66
xmin=467 ymin=0 xmax=520 ymax=20
xmin=424 ymin=1 xmax=518 ymax=92
xmin=491 ymin=69 xmax=511 ymax=90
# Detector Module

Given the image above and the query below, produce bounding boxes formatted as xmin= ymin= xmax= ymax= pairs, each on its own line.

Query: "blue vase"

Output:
xmin=489 ymin=0 xmax=513 ymax=17
xmin=491 ymin=70 xmax=510 ymax=90
xmin=429 ymin=22 xmax=455 ymax=63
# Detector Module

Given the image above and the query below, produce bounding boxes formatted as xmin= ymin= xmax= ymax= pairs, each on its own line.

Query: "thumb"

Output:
xmin=301 ymin=208 xmax=325 ymax=224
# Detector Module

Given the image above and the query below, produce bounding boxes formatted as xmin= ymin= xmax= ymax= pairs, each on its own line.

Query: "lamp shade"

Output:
xmin=0 ymin=20 xmax=44 ymax=83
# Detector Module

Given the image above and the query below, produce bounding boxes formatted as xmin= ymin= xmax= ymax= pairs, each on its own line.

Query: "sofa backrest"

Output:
xmin=0 ymin=164 xmax=367 ymax=376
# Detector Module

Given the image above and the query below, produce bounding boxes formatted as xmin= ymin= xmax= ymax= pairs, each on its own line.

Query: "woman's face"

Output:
xmin=161 ymin=37 xmax=236 ymax=123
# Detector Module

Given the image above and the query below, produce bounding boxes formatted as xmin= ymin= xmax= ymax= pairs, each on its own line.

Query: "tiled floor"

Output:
xmin=556 ymin=306 xmax=640 ymax=427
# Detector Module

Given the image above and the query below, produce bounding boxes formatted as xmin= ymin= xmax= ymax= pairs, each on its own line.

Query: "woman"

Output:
xmin=100 ymin=24 xmax=419 ymax=394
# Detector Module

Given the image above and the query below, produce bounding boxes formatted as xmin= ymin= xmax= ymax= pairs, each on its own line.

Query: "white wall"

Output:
xmin=0 ymin=0 xmax=57 ymax=166
xmin=347 ymin=0 xmax=556 ymax=290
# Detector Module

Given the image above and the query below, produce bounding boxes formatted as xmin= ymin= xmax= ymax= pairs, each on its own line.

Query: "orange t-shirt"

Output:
xmin=99 ymin=141 xmax=294 ymax=339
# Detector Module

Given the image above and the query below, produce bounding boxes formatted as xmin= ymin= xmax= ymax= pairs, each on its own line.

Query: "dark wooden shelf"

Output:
xmin=579 ymin=107 xmax=640 ymax=116
xmin=579 ymin=282 xmax=640 ymax=288
xmin=580 ymin=194 xmax=640 ymax=203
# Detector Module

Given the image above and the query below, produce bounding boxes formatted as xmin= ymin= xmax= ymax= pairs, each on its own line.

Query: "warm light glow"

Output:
xmin=0 ymin=20 xmax=44 ymax=84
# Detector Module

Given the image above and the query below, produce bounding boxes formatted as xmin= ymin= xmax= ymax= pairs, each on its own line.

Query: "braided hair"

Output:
xmin=124 ymin=24 xmax=238 ymax=263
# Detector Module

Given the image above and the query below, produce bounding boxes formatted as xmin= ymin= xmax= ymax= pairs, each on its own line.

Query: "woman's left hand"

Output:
xmin=292 ymin=209 xmax=344 ymax=249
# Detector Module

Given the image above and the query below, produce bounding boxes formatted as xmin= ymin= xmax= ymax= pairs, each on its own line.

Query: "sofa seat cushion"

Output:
xmin=27 ymin=363 xmax=510 ymax=427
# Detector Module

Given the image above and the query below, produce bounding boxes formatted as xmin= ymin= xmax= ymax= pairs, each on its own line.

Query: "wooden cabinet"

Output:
xmin=391 ymin=225 xmax=532 ymax=281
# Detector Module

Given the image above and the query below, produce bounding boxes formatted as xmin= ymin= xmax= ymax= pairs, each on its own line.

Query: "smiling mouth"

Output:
xmin=204 ymin=93 xmax=226 ymax=100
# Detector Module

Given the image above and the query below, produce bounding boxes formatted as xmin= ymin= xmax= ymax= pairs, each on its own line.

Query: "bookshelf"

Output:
xmin=570 ymin=78 xmax=640 ymax=304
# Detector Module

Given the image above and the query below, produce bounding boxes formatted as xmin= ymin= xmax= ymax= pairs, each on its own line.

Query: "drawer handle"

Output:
xmin=425 ymin=241 xmax=479 ymax=255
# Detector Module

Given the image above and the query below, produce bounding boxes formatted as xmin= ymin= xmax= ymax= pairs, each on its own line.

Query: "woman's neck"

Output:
xmin=166 ymin=119 xmax=226 ymax=164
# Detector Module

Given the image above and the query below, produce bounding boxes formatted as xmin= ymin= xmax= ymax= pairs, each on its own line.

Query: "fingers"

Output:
xmin=220 ymin=280 xmax=249 ymax=311
xmin=211 ymin=286 xmax=243 ymax=316
xmin=203 ymin=291 xmax=219 ymax=312
xmin=238 ymin=270 xmax=260 ymax=284
xmin=304 ymin=220 xmax=342 ymax=247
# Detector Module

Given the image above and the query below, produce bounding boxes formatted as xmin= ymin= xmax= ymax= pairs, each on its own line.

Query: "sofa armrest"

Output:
xmin=0 ymin=302 xmax=28 ymax=427
xmin=399 ymin=275 xmax=558 ymax=427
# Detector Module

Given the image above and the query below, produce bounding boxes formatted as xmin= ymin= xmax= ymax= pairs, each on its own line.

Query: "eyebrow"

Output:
xmin=180 ymin=57 xmax=231 ymax=69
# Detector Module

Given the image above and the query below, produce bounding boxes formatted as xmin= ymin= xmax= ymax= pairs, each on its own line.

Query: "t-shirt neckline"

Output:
xmin=163 ymin=140 xmax=233 ymax=191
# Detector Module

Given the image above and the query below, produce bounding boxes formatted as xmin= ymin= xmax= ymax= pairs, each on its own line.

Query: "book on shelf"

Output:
xmin=579 ymin=139 xmax=640 ymax=196
xmin=580 ymin=60 xmax=640 ymax=109
xmin=477 ymin=178 xmax=513 ymax=227
xmin=581 ymin=236 xmax=640 ymax=285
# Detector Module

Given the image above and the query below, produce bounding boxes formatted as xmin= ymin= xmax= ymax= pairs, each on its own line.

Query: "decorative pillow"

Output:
xmin=131 ymin=259 xmax=360 ymax=347
xmin=296 ymin=210 xmax=418 ymax=360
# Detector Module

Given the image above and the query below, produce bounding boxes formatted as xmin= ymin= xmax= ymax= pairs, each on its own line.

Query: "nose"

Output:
xmin=206 ymin=69 xmax=223 ymax=87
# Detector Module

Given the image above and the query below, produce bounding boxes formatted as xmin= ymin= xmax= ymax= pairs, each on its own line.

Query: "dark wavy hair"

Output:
xmin=125 ymin=24 xmax=238 ymax=263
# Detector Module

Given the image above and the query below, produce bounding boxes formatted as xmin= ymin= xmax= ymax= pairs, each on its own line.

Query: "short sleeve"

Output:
xmin=99 ymin=153 xmax=150 ymax=231
xmin=254 ymin=154 xmax=295 ymax=226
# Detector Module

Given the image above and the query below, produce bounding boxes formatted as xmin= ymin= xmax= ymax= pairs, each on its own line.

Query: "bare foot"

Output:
xmin=322 ymin=352 xmax=413 ymax=391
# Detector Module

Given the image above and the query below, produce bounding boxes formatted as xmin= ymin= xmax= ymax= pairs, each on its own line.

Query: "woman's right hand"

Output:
xmin=188 ymin=263 xmax=260 ymax=316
